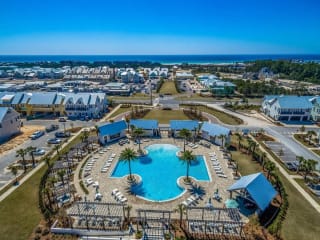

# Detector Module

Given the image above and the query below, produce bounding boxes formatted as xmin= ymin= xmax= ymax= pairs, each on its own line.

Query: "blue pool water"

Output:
xmin=111 ymin=144 xmax=210 ymax=201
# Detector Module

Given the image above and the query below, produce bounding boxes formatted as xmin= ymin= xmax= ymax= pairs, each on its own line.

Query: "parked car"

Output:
xmin=32 ymin=148 xmax=46 ymax=156
xmin=47 ymin=138 xmax=62 ymax=144
xmin=45 ymin=124 xmax=59 ymax=132
xmin=29 ymin=130 xmax=45 ymax=140
xmin=58 ymin=117 xmax=67 ymax=122
xmin=55 ymin=131 xmax=71 ymax=138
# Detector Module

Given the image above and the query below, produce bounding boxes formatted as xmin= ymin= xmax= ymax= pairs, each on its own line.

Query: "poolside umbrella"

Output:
xmin=205 ymin=197 xmax=213 ymax=209
xmin=225 ymin=199 xmax=239 ymax=209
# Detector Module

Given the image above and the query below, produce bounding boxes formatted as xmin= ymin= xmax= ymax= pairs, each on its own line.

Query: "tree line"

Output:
xmin=246 ymin=60 xmax=320 ymax=83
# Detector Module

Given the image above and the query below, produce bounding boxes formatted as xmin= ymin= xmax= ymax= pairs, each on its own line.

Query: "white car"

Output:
xmin=33 ymin=148 xmax=46 ymax=156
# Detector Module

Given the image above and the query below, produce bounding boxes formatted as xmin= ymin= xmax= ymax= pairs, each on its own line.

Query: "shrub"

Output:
xmin=35 ymin=226 xmax=42 ymax=234
xmin=42 ymin=228 xmax=50 ymax=236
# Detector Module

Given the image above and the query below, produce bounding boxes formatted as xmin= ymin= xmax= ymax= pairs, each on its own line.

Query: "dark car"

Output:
xmin=55 ymin=131 xmax=71 ymax=138
xmin=45 ymin=124 xmax=59 ymax=132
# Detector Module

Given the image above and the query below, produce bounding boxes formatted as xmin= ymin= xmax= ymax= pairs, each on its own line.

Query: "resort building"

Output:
xmin=228 ymin=172 xmax=277 ymax=214
xmin=200 ymin=122 xmax=231 ymax=146
xmin=198 ymin=74 xmax=236 ymax=96
xmin=63 ymin=92 xmax=107 ymax=119
xmin=262 ymin=95 xmax=314 ymax=122
xmin=0 ymin=92 xmax=108 ymax=119
xmin=0 ymin=107 xmax=21 ymax=143
xmin=98 ymin=120 xmax=127 ymax=145
xmin=175 ymin=71 xmax=194 ymax=80
xmin=103 ymin=83 xmax=131 ymax=96
xmin=169 ymin=120 xmax=199 ymax=137
xmin=310 ymin=97 xmax=320 ymax=121
xmin=129 ymin=119 xmax=160 ymax=137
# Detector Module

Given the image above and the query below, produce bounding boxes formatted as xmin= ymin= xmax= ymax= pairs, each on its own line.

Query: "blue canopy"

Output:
xmin=201 ymin=122 xmax=230 ymax=137
xmin=170 ymin=120 xmax=198 ymax=131
xmin=227 ymin=172 xmax=277 ymax=211
xmin=98 ymin=120 xmax=127 ymax=136
xmin=130 ymin=119 xmax=158 ymax=129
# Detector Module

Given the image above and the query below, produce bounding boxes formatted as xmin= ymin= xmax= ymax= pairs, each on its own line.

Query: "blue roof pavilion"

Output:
xmin=130 ymin=119 xmax=159 ymax=130
xmin=227 ymin=172 xmax=277 ymax=212
xmin=98 ymin=120 xmax=127 ymax=136
xmin=201 ymin=122 xmax=231 ymax=137
xmin=170 ymin=120 xmax=199 ymax=131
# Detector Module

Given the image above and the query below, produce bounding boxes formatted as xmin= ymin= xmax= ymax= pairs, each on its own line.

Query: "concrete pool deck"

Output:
xmin=73 ymin=136 xmax=239 ymax=219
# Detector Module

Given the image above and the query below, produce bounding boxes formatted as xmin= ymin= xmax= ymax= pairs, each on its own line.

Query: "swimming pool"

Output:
xmin=111 ymin=144 xmax=210 ymax=201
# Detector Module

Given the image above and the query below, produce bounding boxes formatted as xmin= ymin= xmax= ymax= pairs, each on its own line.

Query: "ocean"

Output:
xmin=0 ymin=54 xmax=320 ymax=64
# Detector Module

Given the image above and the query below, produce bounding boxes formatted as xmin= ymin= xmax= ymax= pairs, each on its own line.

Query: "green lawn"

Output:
xmin=231 ymin=139 xmax=320 ymax=240
xmin=312 ymin=149 xmax=320 ymax=156
xmin=143 ymin=109 xmax=189 ymax=123
xmin=108 ymin=106 xmax=131 ymax=119
xmin=181 ymin=104 xmax=243 ymax=125
xmin=0 ymin=165 xmax=45 ymax=240
xmin=159 ymin=81 xmax=178 ymax=95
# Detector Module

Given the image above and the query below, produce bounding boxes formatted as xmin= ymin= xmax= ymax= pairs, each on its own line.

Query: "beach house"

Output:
xmin=0 ymin=107 xmax=21 ymax=143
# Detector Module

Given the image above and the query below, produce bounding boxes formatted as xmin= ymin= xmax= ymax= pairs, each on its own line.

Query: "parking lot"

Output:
xmin=265 ymin=141 xmax=299 ymax=170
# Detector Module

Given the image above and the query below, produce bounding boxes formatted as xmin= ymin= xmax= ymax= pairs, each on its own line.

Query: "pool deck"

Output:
xmin=73 ymin=136 xmax=240 ymax=219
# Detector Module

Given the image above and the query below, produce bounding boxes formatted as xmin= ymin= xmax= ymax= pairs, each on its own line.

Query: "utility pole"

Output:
xmin=150 ymin=80 xmax=153 ymax=106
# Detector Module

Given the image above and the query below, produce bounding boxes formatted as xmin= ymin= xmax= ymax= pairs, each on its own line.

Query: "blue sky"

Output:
xmin=0 ymin=0 xmax=319 ymax=54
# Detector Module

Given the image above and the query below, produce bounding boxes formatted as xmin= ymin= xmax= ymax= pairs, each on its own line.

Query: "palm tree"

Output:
xmin=26 ymin=146 xmax=36 ymax=168
xmin=54 ymin=144 xmax=62 ymax=158
xmin=260 ymin=152 xmax=267 ymax=167
xmin=246 ymin=138 xmax=254 ymax=154
xmin=16 ymin=148 xmax=28 ymax=173
xmin=119 ymin=148 xmax=137 ymax=181
xmin=44 ymin=156 xmax=51 ymax=169
xmin=235 ymin=133 xmax=242 ymax=150
xmin=300 ymin=125 xmax=305 ymax=133
xmin=133 ymin=128 xmax=144 ymax=152
xmin=265 ymin=161 xmax=276 ymax=179
xmin=125 ymin=115 xmax=130 ymax=132
xmin=307 ymin=130 xmax=314 ymax=145
xmin=179 ymin=128 xmax=191 ymax=152
xmin=57 ymin=169 xmax=66 ymax=186
xmin=94 ymin=125 xmax=100 ymax=137
xmin=299 ymin=158 xmax=317 ymax=181
xmin=180 ymin=150 xmax=196 ymax=181
xmin=10 ymin=166 xmax=18 ymax=185
xmin=175 ymin=204 xmax=186 ymax=227
xmin=218 ymin=134 xmax=226 ymax=148
xmin=43 ymin=187 xmax=53 ymax=209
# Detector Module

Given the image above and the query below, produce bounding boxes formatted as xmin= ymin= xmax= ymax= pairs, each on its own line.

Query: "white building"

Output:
xmin=98 ymin=120 xmax=127 ymax=144
xmin=0 ymin=107 xmax=21 ymax=143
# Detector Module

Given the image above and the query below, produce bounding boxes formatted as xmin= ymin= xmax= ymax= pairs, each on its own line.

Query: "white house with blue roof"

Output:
xmin=98 ymin=120 xmax=127 ymax=144
xmin=0 ymin=107 xmax=21 ymax=143
xmin=228 ymin=172 xmax=277 ymax=213
xmin=200 ymin=122 xmax=231 ymax=146
xmin=169 ymin=120 xmax=199 ymax=137
xmin=129 ymin=119 xmax=160 ymax=137
xmin=262 ymin=95 xmax=314 ymax=122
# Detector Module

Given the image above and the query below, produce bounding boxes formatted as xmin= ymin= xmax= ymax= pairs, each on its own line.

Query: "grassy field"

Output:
xmin=159 ymin=81 xmax=178 ymax=95
xmin=0 ymin=165 xmax=45 ymax=240
xmin=143 ymin=109 xmax=189 ymax=123
xmin=108 ymin=106 xmax=131 ymax=119
xmin=231 ymin=138 xmax=320 ymax=240
xmin=181 ymin=104 xmax=243 ymax=125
